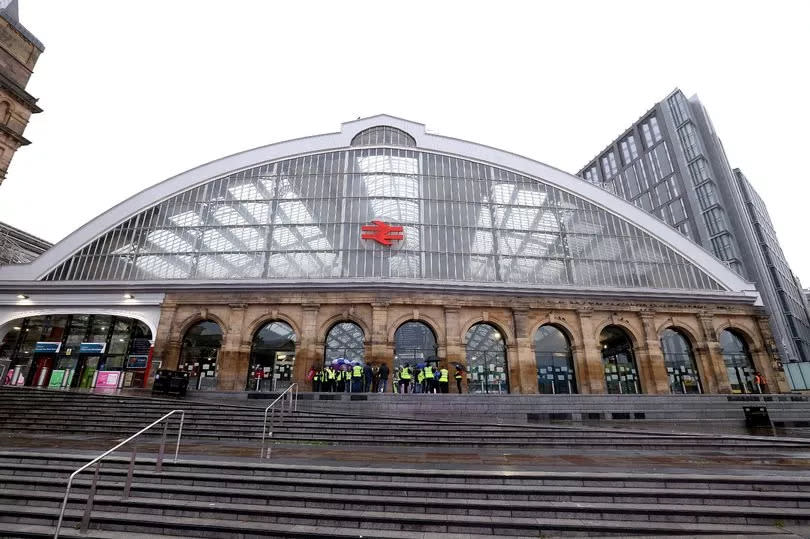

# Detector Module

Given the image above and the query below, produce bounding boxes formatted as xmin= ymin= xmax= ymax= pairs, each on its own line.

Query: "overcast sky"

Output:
xmin=1 ymin=1 xmax=809 ymax=282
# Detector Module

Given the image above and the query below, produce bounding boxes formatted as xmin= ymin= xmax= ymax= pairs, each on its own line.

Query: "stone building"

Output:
xmin=0 ymin=0 xmax=43 ymax=184
xmin=0 ymin=116 xmax=789 ymax=394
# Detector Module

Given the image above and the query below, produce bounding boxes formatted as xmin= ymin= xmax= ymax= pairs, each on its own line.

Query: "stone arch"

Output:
xmin=593 ymin=317 xmax=641 ymax=348
xmin=656 ymin=322 xmax=701 ymax=349
xmin=245 ymin=312 xmax=302 ymax=346
xmin=459 ymin=316 xmax=513 ymax=345
xmin=528 ymin=318 xmax=580 ymax=351
xmin=715 ymin=322 xmax=761 ymax=351
xmin=174 ymin=311 xmax=228 ymax=342
xmin=318 ymin=312 xmax=371 ymax=345
xmin=0 ymin=309 xmax=158 ymax=341
xmin=386 ymin=312 xmax=443 ymax=345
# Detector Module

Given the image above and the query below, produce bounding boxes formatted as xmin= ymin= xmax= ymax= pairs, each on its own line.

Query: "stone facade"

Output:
xmin=152 ymin=291 xmax=790 ymax=394
xmin=0 ymin=5 xmax=43 ymax=183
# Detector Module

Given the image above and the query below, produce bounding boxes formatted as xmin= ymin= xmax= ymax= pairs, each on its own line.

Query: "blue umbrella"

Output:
xmin=416 ymin=362 xmax=426 ymax=369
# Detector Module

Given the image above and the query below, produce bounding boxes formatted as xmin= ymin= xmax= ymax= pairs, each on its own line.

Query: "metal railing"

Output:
xmin=260 ymin=383 xmax=298 ymax=459
xmin=53 ymin=409 xmax=185 ymax=538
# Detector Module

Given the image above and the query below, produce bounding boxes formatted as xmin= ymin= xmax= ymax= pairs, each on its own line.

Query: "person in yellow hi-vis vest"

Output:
xmin=454 ymin=367 xmax=463 ymax=393
xmin=423 ymin=364 xmax=435 ymax=393
xmin=399 ymin=364 xmax=412 ymax=393
xmin=438 ymin=365 xmax=449 ymax=393
xmin=351 ymin=363 xmax=363 ymax=393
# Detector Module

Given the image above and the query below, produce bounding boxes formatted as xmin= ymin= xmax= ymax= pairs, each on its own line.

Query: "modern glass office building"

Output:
xmin=578 ymin=89 xmax=810 ymax=390
xmin=0 ymin=116 xmax=790 ymax=394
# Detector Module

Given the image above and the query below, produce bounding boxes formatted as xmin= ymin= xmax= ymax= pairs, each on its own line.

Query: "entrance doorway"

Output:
xmin=465 ymin=323 xmax=508 ymax=394
xmin=600 ymin=325 xmax=640 ymax=394
xmin=248 ymin=321 xmax=296 ymax=392
xmin=178 ymin=321 xmax=223 ymax=391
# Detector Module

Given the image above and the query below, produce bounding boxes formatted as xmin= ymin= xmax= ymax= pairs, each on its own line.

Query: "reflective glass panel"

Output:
xmin=465 ymin=323 xmax=507 ymax=394
xmin=534 ymin=325 xmax=576 ymax=394
xmin=660 ymin=328 xmax=701 ymax=394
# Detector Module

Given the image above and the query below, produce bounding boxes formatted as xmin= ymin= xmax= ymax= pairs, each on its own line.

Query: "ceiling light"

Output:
xmin=16 ymin=294 xmax=28 ymax=299
xmin=123 ymin=293 xmax=134 ymax=299
xmin=13 ymin=326 xmax=21 ymax=330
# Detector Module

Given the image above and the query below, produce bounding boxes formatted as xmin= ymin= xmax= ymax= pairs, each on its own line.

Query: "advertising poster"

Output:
xmin=95 ymin=371 xmax=120 ymax=388
xmin=48 ymin=370 xmax=65 ymax=388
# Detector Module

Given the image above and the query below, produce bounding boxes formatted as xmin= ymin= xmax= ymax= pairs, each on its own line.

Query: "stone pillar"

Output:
xmin=294 ymin=304 xmax=320 ymax=388
xmin=753 ymin=315 xmax=790 ymax=393
xmin=370 ymin=301 xmax=394 ymax=390
xmin=697 ymin=313 xmax=731 ymax=394
xmin=152 ymin=302 xmax=178 ymax=371
xmin=511 ymin=308 xmax=537 ymax=394
xmin=444 ymin=306 xmax=467 ymax=393
xmin=576 ymin=309 xmax=605 ymax=394
xmin=638 ymin=311 xmax=670 ymax=394
xmin=217 ymin=304 xmax=248 ymax=391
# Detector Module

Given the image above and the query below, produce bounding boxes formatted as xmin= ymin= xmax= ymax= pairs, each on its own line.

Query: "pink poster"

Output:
xmin=95 ymin=371 xmax=120 ymax=388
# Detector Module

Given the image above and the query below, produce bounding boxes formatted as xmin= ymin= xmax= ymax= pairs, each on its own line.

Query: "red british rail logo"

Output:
xmin=361 ymin=220 xmax=404 ymax=246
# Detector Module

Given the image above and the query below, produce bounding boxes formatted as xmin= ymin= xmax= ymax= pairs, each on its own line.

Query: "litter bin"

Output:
xmin=743 ymin=406 xmax=771 ymax=428
xmin=152 ymin=369 xmax=188 ymax=397
xmin=168 ymin=371 xmax=189 ymax=397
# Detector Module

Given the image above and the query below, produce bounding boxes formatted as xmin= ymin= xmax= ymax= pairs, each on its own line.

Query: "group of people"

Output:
xmin=309 ymin=362 xmax=464 ymax=393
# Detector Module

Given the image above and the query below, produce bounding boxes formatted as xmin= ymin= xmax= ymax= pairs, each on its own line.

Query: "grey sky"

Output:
xmin=1 ymin=0 xmax=809 ymax=282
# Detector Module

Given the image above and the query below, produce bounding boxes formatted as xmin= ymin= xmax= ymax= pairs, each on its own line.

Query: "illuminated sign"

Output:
xmin=361 ymin=220 xmax=403 ymax=246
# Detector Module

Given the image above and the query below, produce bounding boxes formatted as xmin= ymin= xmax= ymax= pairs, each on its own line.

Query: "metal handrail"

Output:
xmin=260 ymin=383 xmax=298 ymax=458
xmin=53 ymin=409 xmax=185 ymax=538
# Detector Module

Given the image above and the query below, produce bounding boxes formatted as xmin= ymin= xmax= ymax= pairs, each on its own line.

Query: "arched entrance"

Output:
xmin=534 ymin=324 xmax=576 ymax=394
xmin=0 ymin=314 xmax=153 ymax=389
xmin=248 ymin=321 xmax=296 ymax=392
xmin=465 ymin=323 xmax=508 ymax=394
xmin=178 ymin=320 xmax=223 ymax=391
xmin=394 ymin=321 xmax=438 ymax=391
xmin=324 ymin=322 xmax=365 ymax=391
xmin=660 ymin=328 xmax=702 ymax=394
xmin=719 ymin=329 xmax=757 ymax=393
xmin=600 ymin=325 xmax=640 ymax=394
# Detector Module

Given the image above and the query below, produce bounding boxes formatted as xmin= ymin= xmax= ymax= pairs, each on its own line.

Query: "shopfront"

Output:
xmin=0 ymin=314 xmax=153 ymax=389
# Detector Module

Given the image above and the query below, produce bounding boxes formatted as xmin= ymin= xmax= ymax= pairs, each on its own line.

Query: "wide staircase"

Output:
xmin=1 ymin=386 xmax=810 ymax=537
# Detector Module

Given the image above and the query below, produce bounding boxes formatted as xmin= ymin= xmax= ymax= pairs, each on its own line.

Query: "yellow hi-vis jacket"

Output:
xmin=423 ymin=366 xmax=434 ymax=379
xmin=400 ymin=367 xmax=412 ymax=380
xmin=352 ymin=364 xmax=363 ymax=378
xmin=439 ymin=368 xmax=449 ymax=382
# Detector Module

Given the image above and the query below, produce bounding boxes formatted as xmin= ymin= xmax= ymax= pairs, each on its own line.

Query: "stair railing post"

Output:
xmin=156 ymin=420 xmax=168 ymax=472
xmin=123 ymin=444 xmax=136 ymax=500
xmin=294 ymin=383 xmax=298 ymax=412
xmin=174 ymin=411 xmax=185 ymax=463
xmin=79 ymin=461 xmax=101 ymax=534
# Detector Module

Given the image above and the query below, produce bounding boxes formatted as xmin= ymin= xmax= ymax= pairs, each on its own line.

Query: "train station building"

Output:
xmin=0 ymin=116 xmax=791 ymax=395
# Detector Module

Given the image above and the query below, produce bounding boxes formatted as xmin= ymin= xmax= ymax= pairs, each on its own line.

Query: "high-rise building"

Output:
xmin=578 ymin=89 xmax=810 ymax=390
xmin=0 ymin=0 xmax=43 ymax=184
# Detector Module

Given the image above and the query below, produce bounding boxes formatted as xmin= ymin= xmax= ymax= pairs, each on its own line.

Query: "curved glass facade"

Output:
xmin=43 ymin=147 xmax=722 ymax=291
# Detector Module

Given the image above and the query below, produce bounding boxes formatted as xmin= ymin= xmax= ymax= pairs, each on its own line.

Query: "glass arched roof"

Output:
xmin=351 ymin=126 xmax=416 ymax=147
xmin=41 ymin=145 xmax=722 ymax=291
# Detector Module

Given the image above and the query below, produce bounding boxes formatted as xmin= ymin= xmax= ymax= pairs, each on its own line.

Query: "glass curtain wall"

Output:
xmin=44 ymin=147 xmax=724 ymax=293
xmin=178 ymin=321 xmax=223 ymax=391
xmin=248 ymin=321 xmax=296 ymax=392
xmin=0 ymin=314 xmax=152 ymax=388
xmin=719 ymin=329 xmax=757 ymax=393
xmin=534 ymin=325 xmax=576 ymax=394
xmin=600 ymin=326 xmax=640 ymax=394
xmin=465 ymin=323 xmax=508 ymax=393
xmin=324 ymin=322 xmax=365 ymax=365
xmin=660 ymin=328 xmax=702 ymax=393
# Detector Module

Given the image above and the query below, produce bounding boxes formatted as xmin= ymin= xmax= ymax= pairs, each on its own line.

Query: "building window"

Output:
xmin=583 ymin=165 xmax=600 ymax=184
xmin=324 ymin=321 xmax=365 ymax=365
xmin=670 ymin=199 xmax=687 ymax=223
xmin=695 ymin=181 xmax=718 ymax=209
xmin=351 ymin=126 xmax=416 ymax=147
xmin=600 ymin=151 xmax=618 ymax=178
xmin=677 ymin=123 xmax=700 ymax=160
xmin=704 ymin=207 xmax=727 ymax=236
xmin=619 ymin=135 xmax=639 ymax=165
xmin=640 ymin=115 xmax=663 ymax=149
xmin=394 ymin=321 xmax=438 ymax=376
xmin=667 ymin=92 xmax=690 ymax=126
xmin=688 ymin=158 xmax=711 ymax=185
xmin=719 ymin=329 xmax=758 ymax=393
xmin=711 ymin=233 xmax=735 ymax=261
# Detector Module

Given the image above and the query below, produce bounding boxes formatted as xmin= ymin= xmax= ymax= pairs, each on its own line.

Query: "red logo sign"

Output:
xmin=361 ymin=220 xmax=404 ymax=246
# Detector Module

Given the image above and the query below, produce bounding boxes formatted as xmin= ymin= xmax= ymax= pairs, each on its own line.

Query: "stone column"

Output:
xmin=638 ymin=311 xmax=670 ymax=394
xmin=293 ymin=304 xmax=320 ymax=388
xmin=511 ymin=308 xmax=536 ymax=394
xmin=444 ymin=306 xmax=467 ymax=393
xmin=370 ymin=301 xmax=394 ymax=390
xmin=151 ymin=302 xmax=178 ymax=370
xmin=217 ymin=304 xmax=248 ymax=391
xmin=576 ymin=309 xmax=605 ymax=394
xmin=697 ymin=312 xmax=731 ymax=394
xmin=754 ymin=315 xmax=790 ymax=393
